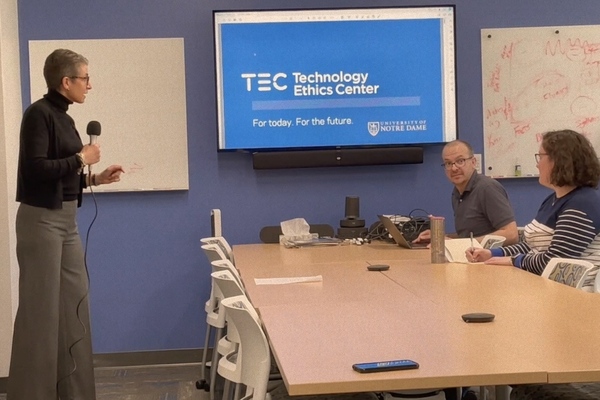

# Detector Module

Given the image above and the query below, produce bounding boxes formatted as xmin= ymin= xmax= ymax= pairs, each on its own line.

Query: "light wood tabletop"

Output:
xmin=232 ymin=242 xmax=600 ymax=396
xmin=233 ymin=242 xmax=429 ymax=267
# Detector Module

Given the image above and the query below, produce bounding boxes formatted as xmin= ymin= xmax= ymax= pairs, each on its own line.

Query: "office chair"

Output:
xmin=541 ymin=258 xmax=595 ymax=290
xmin=219 ymin=295 xmax=271 ymax=400
xmin=208 ymin=270 xmax=249 ymax=400
xmin=211 ymin=271 xmax=252 ymax=400
xmin=197 ymin=271 xmax=227 ymax=397
xmin=211 ymin=259 xmax=244 ymax=288
xmin=517 ymin=227 xmax=526 ymax=242
xmin=383 ymin=391 xmax=446 ymax=399
xmin=197 ymin=242 xmax=230 ymax=394
xmin=480 ymin=235 xmax=506 ymax=250
xmin=202 ymin=236 xmax=235 ymax=264
xmin=202 ymin=242 xmax=230 ymax=264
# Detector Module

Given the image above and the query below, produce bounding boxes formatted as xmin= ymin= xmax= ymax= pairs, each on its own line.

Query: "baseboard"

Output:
xmin=93 ymin=348 xmax=206 ymax=368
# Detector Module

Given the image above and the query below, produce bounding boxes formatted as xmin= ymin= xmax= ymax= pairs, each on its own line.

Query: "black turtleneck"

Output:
xmin=16 ymin=90 xmax=86 ymax=209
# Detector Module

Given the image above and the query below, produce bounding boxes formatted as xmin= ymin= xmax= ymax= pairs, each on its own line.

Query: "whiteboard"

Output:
xmin=481 ymin=25 xmax=600 ymax=178
xmin=29 ymin=38 xmax=189 ymax=191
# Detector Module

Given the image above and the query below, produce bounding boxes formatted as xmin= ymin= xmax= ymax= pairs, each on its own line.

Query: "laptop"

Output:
xmin=378 ymin=215 xmax=429 ymax=249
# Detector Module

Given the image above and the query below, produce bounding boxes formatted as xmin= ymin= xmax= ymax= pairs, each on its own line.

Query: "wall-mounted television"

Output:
xmin=213 ymin=6 xmax=457 ymax=153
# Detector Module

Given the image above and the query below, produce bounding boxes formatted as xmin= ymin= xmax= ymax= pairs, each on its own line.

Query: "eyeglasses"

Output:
xmin=70 ymin=75 xmax=90 ymax=84
xmin=534 ymin=153 xmax=548 ymax=163
xmin=441 ymin=156 xmax=473 ymax=170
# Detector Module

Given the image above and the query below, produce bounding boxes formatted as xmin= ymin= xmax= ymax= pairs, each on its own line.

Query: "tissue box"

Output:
xmin=279 ymin=233 xmax=319 ymax=247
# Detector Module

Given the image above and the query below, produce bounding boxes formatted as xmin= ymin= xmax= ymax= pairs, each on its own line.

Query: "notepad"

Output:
xmin=254 ymin=275 xmax=323 ymax=285
xmin=445 ymin=238 xmax=483 ymax=263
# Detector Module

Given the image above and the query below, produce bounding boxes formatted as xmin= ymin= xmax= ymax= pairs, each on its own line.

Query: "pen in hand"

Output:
xmin=468 ymin=232 xmax=475 ymax=262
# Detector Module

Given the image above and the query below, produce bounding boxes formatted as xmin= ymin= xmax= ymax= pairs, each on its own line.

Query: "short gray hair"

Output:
xmin=43 ymin=49 xmax=88 ymax=90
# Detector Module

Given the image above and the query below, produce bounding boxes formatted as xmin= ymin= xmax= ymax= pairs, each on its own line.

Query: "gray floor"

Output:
xmin=94 ymin=365 xmax=377 ymax=400
xmin=95 ymin=363 xmax=209 ymax=399
xmin=0 ymin=363 xmax=388 ymax=400
xmin=0 ymin=363 xmax=210 ymax=400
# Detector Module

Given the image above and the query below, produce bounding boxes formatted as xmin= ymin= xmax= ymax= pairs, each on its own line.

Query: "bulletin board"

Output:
xmin=481 ymin=25 xmax=600 ymax=178
xmin=29 ymin=38 xmax=189 ymax=191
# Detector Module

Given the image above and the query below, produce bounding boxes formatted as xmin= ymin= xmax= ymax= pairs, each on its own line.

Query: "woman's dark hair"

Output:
xmin=542 ymin=129 xmax=600 ymax=188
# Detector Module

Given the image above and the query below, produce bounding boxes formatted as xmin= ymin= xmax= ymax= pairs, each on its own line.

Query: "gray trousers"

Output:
xmin=8 ymin=201 xmax=96 ymax=400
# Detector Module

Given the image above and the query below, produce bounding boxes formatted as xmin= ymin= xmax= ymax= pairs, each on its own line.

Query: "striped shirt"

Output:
xmin=492 ymin=186 xmax=600 ymax=291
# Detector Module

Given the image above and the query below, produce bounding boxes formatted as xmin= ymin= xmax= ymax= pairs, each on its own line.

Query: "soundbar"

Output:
xmin=252 ymin=147 xmax=423 ymax=169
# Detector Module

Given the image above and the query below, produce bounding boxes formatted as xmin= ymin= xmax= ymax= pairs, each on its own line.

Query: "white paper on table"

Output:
xmin=254 ymin=275 xmax=323 ymax=285
xmin=445 ymin=238 xmax=483 ymax=263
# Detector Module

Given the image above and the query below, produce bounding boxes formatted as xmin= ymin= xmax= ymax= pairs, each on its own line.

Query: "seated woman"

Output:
xmin=467 ymin=129 xmax=600 ymax=292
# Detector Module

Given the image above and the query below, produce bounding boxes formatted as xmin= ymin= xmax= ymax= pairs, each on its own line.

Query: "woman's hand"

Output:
xmin=95 ymin=165 xmax=124 ymax=185
xmin=465 ymin=248 xmax=492 ymax=263
xmin=80 ymin=144 xmax=101 ymax=165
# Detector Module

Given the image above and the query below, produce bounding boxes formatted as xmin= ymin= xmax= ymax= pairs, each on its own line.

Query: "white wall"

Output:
xmin=0 ymin=0 xmax=21 ymax=378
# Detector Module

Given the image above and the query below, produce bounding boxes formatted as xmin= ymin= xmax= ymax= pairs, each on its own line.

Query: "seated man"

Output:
xmin=416 ymin=140 xmax=518 ymax=400
xmin=414 ymin=140 xmax=518 ymax=246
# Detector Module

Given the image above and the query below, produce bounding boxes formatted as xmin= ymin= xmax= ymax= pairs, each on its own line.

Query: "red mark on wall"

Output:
xmin=577 ymin=116 xmax=598 ymax=129
xmin=514 ymin=123 xmax=530 ymax=136
xmin=501 ymin=43 xmax=513 ymax=59
xmin=542 ymin=85 xmax=569 ymax=100
xmin=570 ymin=96 xmax=597 ymax=116
xmin=503 ymin=97 xmax=513 ymax=120
xmin=486 ymin=134 xmax=501 ymax=148
xmin=487 ymin=120 xmax=500 ymax=129
xmin=128 ymin=163 xmax=144 ymax=174
xmin=530 ymin=72 xmax=569 ymax=101
xmin=581 ymin=61 xmax=600 ymax=85
xmin=486 ymin=106 xmax=503 ymax=119
xmin=487 ymin=64 xmax=501 ymax=92
xmin=545 ymin=39 xmax=600 ymax=61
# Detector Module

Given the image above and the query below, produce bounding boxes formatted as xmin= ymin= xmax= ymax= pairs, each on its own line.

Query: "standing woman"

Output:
xmin=467 ymin=129 xmax=600 ymax=291
xmin=8 ymin=49 xmax=123 ymax=399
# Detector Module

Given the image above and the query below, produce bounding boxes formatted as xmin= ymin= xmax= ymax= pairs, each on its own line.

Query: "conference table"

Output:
xmin=232 ymin=242 xmax=600 ymax=398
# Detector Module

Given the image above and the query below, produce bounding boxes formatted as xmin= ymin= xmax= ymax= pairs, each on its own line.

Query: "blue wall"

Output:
xmin=16 ymin=0 xmax=598 ymax=353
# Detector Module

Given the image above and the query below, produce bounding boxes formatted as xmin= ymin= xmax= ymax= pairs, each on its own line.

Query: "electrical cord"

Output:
xmin=401 ymin=209 xmax=431 ymax=241
xmin=56 ymin=174 xmax=98 ymax=392
xmin=365 ymin=220 xmax=390 ymax=242
xmin=408 ymin=208 xmax=431 ymax=219
xmin=366 ymin=209 xmax=431 ymax=243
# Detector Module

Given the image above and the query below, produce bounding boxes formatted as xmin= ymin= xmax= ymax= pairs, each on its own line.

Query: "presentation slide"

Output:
xmin=216 ymin=14 xmax=452 ymax=150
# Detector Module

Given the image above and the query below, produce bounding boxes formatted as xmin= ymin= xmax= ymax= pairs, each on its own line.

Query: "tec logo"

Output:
xmin=241 ymin=73 xmax=287 ymax=91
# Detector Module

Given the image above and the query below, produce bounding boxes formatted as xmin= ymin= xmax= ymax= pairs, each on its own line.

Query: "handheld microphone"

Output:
xmin=86 ymin=120 xmax=101 ymax=145
xmin=86 ymin=121 xmax=101 ymax=174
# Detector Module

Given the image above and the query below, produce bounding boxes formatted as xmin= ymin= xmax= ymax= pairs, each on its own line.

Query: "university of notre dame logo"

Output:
xmin=368 ymin=122 xmax=380 ymax=137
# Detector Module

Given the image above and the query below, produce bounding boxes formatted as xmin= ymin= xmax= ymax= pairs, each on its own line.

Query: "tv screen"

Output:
xmin=213 ymin=6 xmax=457 ymax=152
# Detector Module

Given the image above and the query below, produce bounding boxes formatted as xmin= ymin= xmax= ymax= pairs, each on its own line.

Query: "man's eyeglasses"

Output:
xmin=534 ymin=153 xmax=548 ymax=163
xmin=441 ymin=156 xmax=473 ymax=170
xmin=70 ymin=75 xmax=90 ymax=84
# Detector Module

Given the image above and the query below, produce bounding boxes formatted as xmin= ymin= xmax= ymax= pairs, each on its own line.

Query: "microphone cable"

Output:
xmin=365 ymin=220 xmax=390 ymax=242
xmin=56 ymin=171 xmax=99 ymax=392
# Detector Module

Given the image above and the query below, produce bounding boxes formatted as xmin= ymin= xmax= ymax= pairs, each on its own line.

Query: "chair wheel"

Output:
xmin=196 ymin=379 xmax=209 ymax=391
